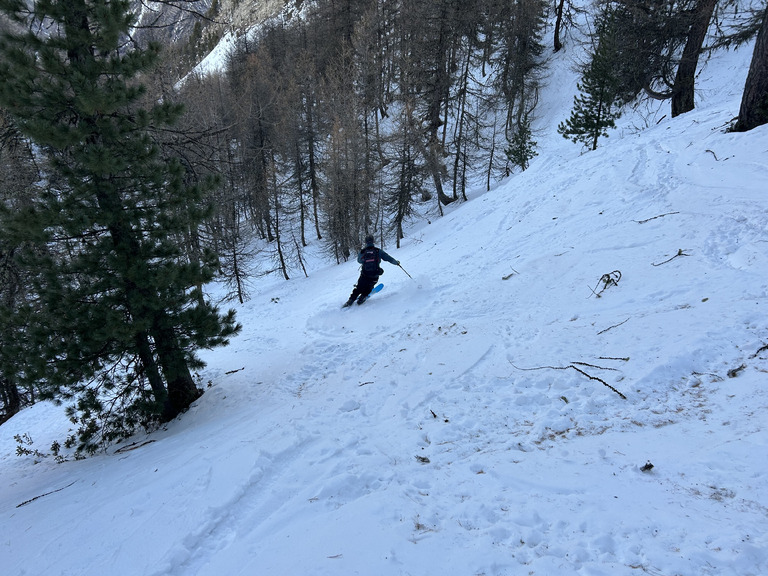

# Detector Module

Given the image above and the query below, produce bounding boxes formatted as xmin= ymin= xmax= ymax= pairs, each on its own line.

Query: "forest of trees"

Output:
xmin=560 ymin=0 xmax=767 ymax=149
xmin=0 ymin=0 xmax=765 ymax=451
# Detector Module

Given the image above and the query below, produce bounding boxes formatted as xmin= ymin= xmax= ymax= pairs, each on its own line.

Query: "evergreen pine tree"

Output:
xmin=505 ymin=115 xmax=538 ymax=173
xmin=0 ymin=0 xmax=240 ymax=448
xmin=0 ymin=110 xmax=38 ymax=421
xmin=558 ymin=7 xmax=624 ymax=151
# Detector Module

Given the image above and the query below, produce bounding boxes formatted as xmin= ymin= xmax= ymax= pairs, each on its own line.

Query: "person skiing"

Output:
xmin=343 ymin=234 xmax=400 ymax=307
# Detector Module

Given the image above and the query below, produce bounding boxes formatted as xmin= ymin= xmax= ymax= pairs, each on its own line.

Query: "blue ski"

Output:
xmin=343 ymin=283 xmax=383 ymax=308
xmin=360 ymin=283 xmax=384 ymax=303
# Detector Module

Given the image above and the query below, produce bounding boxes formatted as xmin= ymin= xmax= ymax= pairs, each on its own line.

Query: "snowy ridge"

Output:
xmin=2 ymin=34 xmax=768 ymax=576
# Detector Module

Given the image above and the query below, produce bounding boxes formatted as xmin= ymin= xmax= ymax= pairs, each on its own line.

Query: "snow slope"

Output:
xmin=2 ymin=31 xmax=767 ymax=576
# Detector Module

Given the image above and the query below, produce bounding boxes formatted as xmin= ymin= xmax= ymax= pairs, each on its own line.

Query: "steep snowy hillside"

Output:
xmin=2 ymin=16 xmax=767 ymax=576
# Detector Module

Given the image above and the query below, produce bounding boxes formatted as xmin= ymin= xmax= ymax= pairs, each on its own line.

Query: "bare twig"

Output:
xmin=589 ymin=270 xmax=621 ymax=298
xmin=634 ymin=211 xmax=679 ymax=224
xmin=510 ymin=362 xmax=627 ymax=399
xmin=727 ymin=364 xmax=746 ymax=378
xmin=569 ymin=365 xmax=627 ymax=399
xmin=502 ymin=268 xmax=519 ymax=280
xmin=597 ymin=317 xmax=630 ymax=335
xmin=652 ymin=249 xmax=690 ymax=266
xmin=17 ymin=481 xmax=76 ymax=508
xmin=572 ymin=361 xmax=619 ymax=371
xmin=750 ymin=343 xmax=768 ymax=359
xmin=115 ymin=440 xmax=156 ymax=454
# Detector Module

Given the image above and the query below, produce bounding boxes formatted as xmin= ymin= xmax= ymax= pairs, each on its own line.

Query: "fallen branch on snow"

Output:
xmin=502 ymin=268 xmax=519 ymax=280
xmin=652 ymin=248 xmax=690 ymax=267
xmin=114 ymin=439 xmax=156 ymax=454
xmin=634 ymin=211 xmax=680 ymax=224
xmin=510 ymin=361 xmax=627 ymax=399
xmin=17 ymin=481 xmax=76 ymax=508
xmin=589 ymin=270 xmax=621 ymax=298
xmin=749 ymin=343 xmax=768 ymax=359
xmin=597 ymin=317 xmax=630 ymax=335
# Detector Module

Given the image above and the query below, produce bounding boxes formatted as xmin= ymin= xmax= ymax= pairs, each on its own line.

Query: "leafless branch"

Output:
xmin=589 ymin=270 xmax=621 ymax=298
xmin=510 ymin=361 xmax=627 ymax=399
xmin=652 ymin=248 xmax=690 ymax=266
xmin=750 ymin=343 xmax=768 ymax=359
xmin=634 ymin=211 xmax=679 ymax=224
xmin=597 ymin=317 xmax=630 ymax=335
xmin=17 ymin=481 xmax=76 ymax=508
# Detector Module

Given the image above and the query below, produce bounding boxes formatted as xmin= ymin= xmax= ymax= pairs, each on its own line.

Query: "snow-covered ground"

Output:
xmin=2 ymin=26 xmax=767 ymax=576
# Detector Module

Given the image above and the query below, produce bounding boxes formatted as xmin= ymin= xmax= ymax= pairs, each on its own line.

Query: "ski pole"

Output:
xmin=398 ymin=263 xmax=413 ymax=280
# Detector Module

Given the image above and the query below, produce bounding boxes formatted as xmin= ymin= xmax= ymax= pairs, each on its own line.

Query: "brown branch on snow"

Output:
xmin=652 ymin=248 xmax=691 ymax=266
xmin=569 ymin=365 xmax=627 ymax=399
xmin=634 ymin=211 xmax=680 ymax=224
xmin=597 ymin=317 xmax=630 ymax=335
xmin=589 ymin=270 xmax=621 ymax=298
xmin=114 ymin=440 xmax=156 ymax=454
xmin=727 ymin=364 xmax=747 ymax=378
xmin=510 ymin=362 xmax=627 ymax=399
xmin=502 ymin=268 xmax=520 ymax=280
xmin=16 ymin=481 xmax=76 ymax=508
xmin=571 ymin=361 xmax=620 ymax=371
xmin=750 ymin=343 xmax=768 ymax=359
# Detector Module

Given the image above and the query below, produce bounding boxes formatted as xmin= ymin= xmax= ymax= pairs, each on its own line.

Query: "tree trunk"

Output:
xmin=1 ymin=377 xmax=21 ymax=421
xmin=554 ymin=0 xmax=566 ymax=52
xmin=671 ymin=0 xmax=717 ymax=117
xmin=735 ymin=7 xmax=768 ymax=131
xmin=135 ymin=331 xmax=167 ymax=409
xmin=306 ymin=97 xmax=323 ymax=240
xmin=271 ymin=154 xmax=290 ymax=281
xmin=151 ymin=315 xmax=200 ymax=421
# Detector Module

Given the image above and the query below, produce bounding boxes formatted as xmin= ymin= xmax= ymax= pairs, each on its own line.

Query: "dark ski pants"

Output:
xmin=348 ymin=274 xmax=378 ymax=302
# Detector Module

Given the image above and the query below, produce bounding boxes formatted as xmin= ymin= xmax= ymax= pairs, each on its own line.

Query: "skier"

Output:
xmin=343 ymin=235 xmax=400 ymax=307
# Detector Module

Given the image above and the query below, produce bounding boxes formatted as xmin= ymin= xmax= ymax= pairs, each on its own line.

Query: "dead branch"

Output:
xmin=727 ymin=364 xmax=746 ymax=378
xmin=502 ymin=268 xmax=519 ymax=280
xmin=634 ymin=211 xmax=680 ymax=224
xmin=652 ymin=248 xmax=691 ymax=266
xmin=510 ymin=362 xmax=627 ymax=399
xmin=569 ymin=365 xmax=627 ymax=399
xmin=114 ymin=440 xmax=156 ymax=454
xmin=17 ymin=481 xmax=76 ymax=508
xmin=589 ymin=270 xmax=621 ymax=298
xmin=598 ymin=317 xmax=630 ymax=334
xmin=572 ymin=361 xmax=619 ymax=371
xmin=750 ymin=343 xmax=768 ymax=359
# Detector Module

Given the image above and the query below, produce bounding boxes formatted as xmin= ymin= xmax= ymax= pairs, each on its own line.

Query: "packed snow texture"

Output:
xmin=2 ymin=27 xmax=767 ymax=576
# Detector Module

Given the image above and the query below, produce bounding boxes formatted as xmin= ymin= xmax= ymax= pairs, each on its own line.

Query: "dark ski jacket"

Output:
xmin=357 ymin=246 xmax=399 ymax=267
